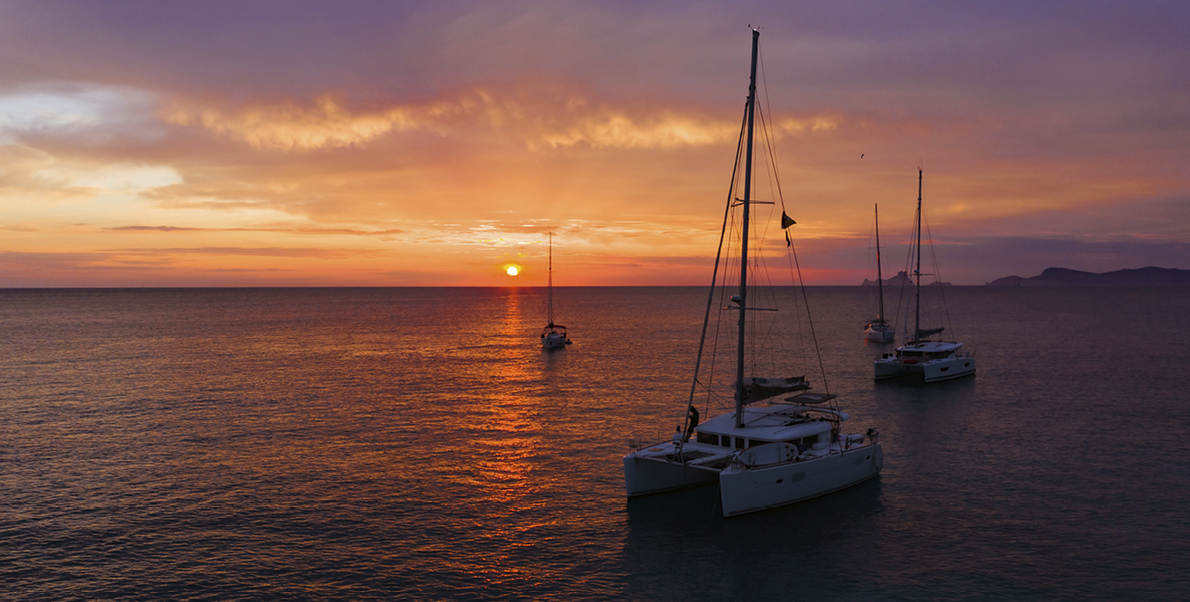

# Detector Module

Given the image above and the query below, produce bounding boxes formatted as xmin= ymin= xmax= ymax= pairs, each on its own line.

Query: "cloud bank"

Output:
xmin=0 ymin=0 xmax=1187 ymax=285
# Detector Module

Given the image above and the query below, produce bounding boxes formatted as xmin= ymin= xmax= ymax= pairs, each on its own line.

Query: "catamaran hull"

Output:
xmin=922 ymin=356 xmax=975 ymax=382
xmin=873 ymin=358 xmax=904 ymax=380
xmin=623 ymin=453 xmax=721 ymax=497
xmin=719 ymin=443 xmax=883 ymax=517
xmin=874 ymin=356 xmax=976 ymax=382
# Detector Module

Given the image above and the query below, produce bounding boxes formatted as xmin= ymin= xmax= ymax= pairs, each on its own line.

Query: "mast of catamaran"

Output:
xmin=913 ymin=169 xmax=922 ymax=343
xmin=734 ymin=28 xmax=759 ymax=429
xmin=875 ymin=203 xmax=885 ymax=322
xmin=547 ymin=231 xmax=554 ymax=326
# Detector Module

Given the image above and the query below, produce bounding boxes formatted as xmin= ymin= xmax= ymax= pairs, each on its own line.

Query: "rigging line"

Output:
xmin=761 ymin=52 xmax=820 ymax=384
xmin=895 ymin=201 xmax=919 ymax=341
xmin=708 ymin=115 xmax=755 ymax=410
xmin=756 ymin=49 xmax=789 ymax=216
xmin=788 ymin=234 xmax=831 ymax=396
xmin=726 ymin=209 xmax=748 ymax=396
xmin=745 ymin=211 xmax=785 ymax=374
xmin=758 ymin=66 xmax=812 ymax=373
xmin=705 ymin=206 xmax=736 ymax=408
xmin=750 ymin=217 xmax=792 ymax=370
xmin=685 ymin=100 xmax=751 ymax=432
xmin=784 ymin=236 xmax=811 ymax=369
xmin=754 ymin=99 xmax=787 ymax=222
xmin=922 ymin=212 xmax=956 ymax=338
xmin=748 ymin=209 xmax=777 ymax=311
xmin=746 ymin=111 xmax=789 ymax=363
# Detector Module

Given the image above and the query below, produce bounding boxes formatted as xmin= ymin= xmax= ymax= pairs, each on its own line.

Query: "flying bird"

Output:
xmin=861 ymin=153 xmax=865 ymax=158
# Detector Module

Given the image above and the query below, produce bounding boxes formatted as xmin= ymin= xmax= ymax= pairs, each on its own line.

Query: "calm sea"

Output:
xmin=2 ymin=287 xmax=1187 ymax=600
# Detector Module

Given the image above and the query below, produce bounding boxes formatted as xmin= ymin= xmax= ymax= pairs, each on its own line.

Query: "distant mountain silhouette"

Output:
xmin=861 ymin=270 xmax=951 ymax=287
xmin=986 ymin=266 xmax=1190 ymax=286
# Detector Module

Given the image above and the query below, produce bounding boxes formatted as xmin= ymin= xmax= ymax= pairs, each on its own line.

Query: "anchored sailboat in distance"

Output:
xmin=864 ymin=203 xmax=895 ymax=342
xmin=623 ymin=29 xmax=882 ymax=517
xmin=540 ymin=232 xmax=571 ymax=349
xmin=874 ymin=170 xmax=975 ymax=382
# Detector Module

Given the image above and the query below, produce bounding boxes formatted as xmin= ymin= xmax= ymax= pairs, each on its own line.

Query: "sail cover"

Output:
xmin=915 ymin=326 xmax=945 ymax=339
xmin=739 ymin=376 xmax=809 ymax=405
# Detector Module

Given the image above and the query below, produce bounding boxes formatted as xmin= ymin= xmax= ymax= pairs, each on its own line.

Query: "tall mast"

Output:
xmin=875 ymin=203 xmax=884 ymax=321
xmin=913 ymin=169 xmax=922 ymax=342
xmin=735 ymin=28 xmax=759 ymax=429
xmin=547 ymin=231 xmax=554 ymax=326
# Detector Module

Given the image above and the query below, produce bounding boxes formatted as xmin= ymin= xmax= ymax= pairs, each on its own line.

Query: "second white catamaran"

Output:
xmin=874 ymin=170 xmax=976 ymax=383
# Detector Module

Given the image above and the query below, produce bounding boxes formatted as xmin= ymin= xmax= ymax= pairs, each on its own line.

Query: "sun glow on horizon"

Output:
xmin=506 ymin=265 xmax=519 ymax=276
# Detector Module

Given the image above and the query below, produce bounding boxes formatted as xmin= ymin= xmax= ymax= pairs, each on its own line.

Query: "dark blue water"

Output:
xmin=2 ymin=287 xmax=1187 ymax=600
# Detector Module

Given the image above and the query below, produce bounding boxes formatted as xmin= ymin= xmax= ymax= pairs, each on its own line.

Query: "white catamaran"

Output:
xmin=873 ymin=170 xmax=975 ymax=382
xmin=623 ymin=29 xmax=882 ymax=517
xmin=541 ymin=231 xmax=571 ymax=349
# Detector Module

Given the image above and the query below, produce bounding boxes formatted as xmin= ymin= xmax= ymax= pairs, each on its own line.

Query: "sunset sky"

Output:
xmin=2 ymin=0 xmax=1187 ymax=286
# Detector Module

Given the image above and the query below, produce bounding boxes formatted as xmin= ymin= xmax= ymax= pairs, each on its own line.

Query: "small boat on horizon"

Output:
xmin=540 ymin=231 xmax=571 ymax=349
xmin=864 ymin=203 xmax=895 ymax=343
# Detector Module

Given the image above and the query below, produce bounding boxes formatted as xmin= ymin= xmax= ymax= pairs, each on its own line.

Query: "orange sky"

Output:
xmin=2 ymin=1 xmax=1188 ymax=286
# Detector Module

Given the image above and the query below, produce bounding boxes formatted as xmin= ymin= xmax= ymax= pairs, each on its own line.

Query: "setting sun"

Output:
xmin=506 ymin=266 xmax=519 ymax=276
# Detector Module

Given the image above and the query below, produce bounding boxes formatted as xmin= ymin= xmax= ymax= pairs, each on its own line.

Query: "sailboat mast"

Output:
xmin=547 ymin=231 xmax=554 ymax=326
xmin=913 ymin=169 xmax=922 ymax=342
xmin=735 ymin=28 xmax=759 ymax=429
xmin=875 ymin=203 xmax=884 ymax=321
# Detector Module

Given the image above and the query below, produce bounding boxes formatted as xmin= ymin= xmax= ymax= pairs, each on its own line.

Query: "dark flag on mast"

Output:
xmin=781 ymin=211 xmax=796 ymax=247
xmin=781 ymin=212 xmax=796 ymax=229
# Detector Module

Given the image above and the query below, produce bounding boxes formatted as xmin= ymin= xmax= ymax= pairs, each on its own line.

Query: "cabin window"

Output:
xmin=696 ymin=432 xmax=717 ymax=445
xmin=734 ymin=437 xmax=745 ymax=449
xmin=749 ymin=439 xmax=767 ymax=448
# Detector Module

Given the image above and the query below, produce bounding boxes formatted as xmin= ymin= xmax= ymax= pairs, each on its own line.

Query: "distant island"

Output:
xmin=861 ymin=270 xmax=951 ymax=287
xmin=986 ymin=266 xmax=1190 ymax=286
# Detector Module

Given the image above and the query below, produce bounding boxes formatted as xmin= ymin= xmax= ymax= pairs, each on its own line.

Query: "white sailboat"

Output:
xmin=874 ymin=170 xmax=975 ymax=382
xmin=540 ymin=231 xmax=571 ymax=349
xmin=864 ymin=203 xmax=895 ymax=342
xmin=623 ymin=29 xmax=882 ymax=517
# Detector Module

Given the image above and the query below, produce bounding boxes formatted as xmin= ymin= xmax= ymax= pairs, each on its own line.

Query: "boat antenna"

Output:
xmin=734 ymin=28 xmax=759 ymax=429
